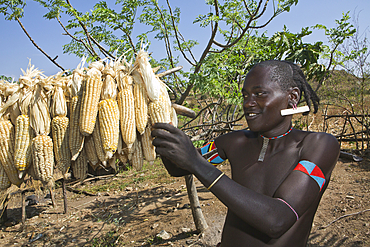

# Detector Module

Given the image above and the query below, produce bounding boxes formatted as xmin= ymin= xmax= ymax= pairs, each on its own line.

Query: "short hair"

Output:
xmin=254 ymin=60 xmax=319 ymax=114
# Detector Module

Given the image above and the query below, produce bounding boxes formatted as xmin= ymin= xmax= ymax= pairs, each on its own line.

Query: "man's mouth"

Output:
xmin=245 ymin=112 xmax=260 ymax=119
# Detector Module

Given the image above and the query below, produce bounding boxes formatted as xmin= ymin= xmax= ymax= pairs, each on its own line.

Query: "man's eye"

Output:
xmin=256 ymin=92 xmax=265 ymax=96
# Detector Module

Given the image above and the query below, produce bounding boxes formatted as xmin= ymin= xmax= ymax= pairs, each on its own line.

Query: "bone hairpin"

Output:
xmin=281 ymin=105 xmax=310 ymax=116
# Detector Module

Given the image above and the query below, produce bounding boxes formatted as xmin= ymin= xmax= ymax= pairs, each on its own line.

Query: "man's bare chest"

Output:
xmin=227 ymin=143 xmax=301 ymax=196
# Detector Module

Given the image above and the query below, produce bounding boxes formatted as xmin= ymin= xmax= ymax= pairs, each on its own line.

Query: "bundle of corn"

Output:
xmin=50 ymin=73 xmax=71 ymax=179
xmin=116 ymin=132 xmax=128 ymax=165
xmin=0 ymin=162 xmax=10 ymax=191
xmin=141 ymin=124 xmax=156 ymax=165
xmin=0 ymin=81 xmax=21 ymax=126
xmin=0 ymin=87 xmax=13 ymax=190
xmin=116 ymin=59 xmax=136 ymax=155
xmin=71 ymin=148 xmax=88 ymax=180
xmin=147 ymin=82 xmax=172 ymax=124
xmin=69 ymin=61 xmax=85 ymax=161
xmin=99 ymin=62 xmax=119 ymax=160
xmin=29 ymin=78 xmax=54 ymax=189
xmin=134 ymin=48 xmax=161 ymax=102
xmin=13 ymin=69 xmax=38 ymax=179
xmin=0 ymin=119 xmax=22 ymax=187
xmin=84 ymin=135 xmax=100 ymax=170
xmin=92 ymin=118 xmax=107 ymax=167
xmin=134 ymin=48 xmax=171 ymax=125
xmin=131 ymin=137 xmax=143 ymax=171
xmin=132 ymin=70 xmax=148 ymax=135
xmin=79 ymin=61 xmax=104 ymax=136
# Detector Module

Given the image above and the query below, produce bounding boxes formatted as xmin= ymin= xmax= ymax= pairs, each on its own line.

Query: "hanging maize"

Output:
xmin=51 ymin=80 xmax=71 ymax=178
xmin=79 ymin=62 xmax=103 ymax=136
xmin=98 ymin=64 xmax=120 ymax=159
xmin=134 ymin=48 xmax=161 ymax=102
xmin=0 ymin=120 xmax=22 ymax=186
xmin=141 ymin=124 xmax=156 ymax=165
xmin=71 ymin=149 xmax=88 ymax=181
xmin=84 ymin=135 xmax=100 ymax=171
xmin=92 ymin=118 xmax=107 ymax=167
xmin=29 ymin=81 xmax=55 ymax=189
xmin=117 ymin=70 xmax=136 ymax=152
xmin=132 ymin=70 xmax=148 ymax=135
xmin=69 ymin=67 xmax=85 ymax=161
xmin=131 ymin=137 xmax=143 ymax=171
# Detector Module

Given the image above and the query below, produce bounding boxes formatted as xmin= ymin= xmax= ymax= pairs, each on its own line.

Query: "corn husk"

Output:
xmin=134 ymin=49 xmax=161 ymax=102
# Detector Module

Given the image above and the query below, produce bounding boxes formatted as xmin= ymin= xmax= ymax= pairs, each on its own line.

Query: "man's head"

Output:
xmin=251 ymin=60 xmax=319 ymax=114
xmin=242 ymin=60 xmax=320 ymax=134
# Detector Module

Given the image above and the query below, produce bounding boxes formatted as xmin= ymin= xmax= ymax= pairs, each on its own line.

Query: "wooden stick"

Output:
xmin=62 ymin=179 xmax=68 ymax=214
xmin=185 ymin=174 xmax=208 ymax=233
xmin=172 ymin=103 xmax=196 ymax=118
xmin=157 ymin=66 xmax=183 ymax=77
xmin=49 ymin=188 xmax=56 ymax=208
xmin=319 ymin=208 xmax=370 ymax=229
xmin=21 ymin=190 xmax=26 ymax=226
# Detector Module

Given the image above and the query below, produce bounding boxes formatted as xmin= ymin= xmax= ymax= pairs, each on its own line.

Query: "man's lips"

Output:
xmin=245 ymin=112 xmax=260 ymax=119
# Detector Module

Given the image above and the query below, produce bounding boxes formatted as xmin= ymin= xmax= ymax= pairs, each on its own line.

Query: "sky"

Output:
xmin=0 ymin=0 xmax=369 ymax=80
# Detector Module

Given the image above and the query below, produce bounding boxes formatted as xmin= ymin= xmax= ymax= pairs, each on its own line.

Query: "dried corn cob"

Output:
xmin=148 ymin=100 xmax=168 ymax=124
xmin=135 ymin=49 xmax=161 ymax=102
xmin=71 ymin=149 xmax=88 ymax=181
xmin=117 ymin=78 xmax=136 ymax=151
xmin=117 ymin=151 xmax=128 ymax=165
xmin=98 ymin=99 xmax=120 ymax=159
xmin=84 ymin=135 xmax=99 ymax=170
xmin=14 ymin=114 xmax=33 ymax=179
xmin=79 ymin=67 xmax=103 ymax=136
xmin=0 ymin=163 xmax=11 ymax=190
xmin=52 ymin=116 xmax=71 ymax=177
xmin=131 ymin=137 xmax=143 ymax=171
xmin=92 ymin=118 xmax=107 ymax=166
xmin=141 ymin=124 xmax=156 ymax=165
xmin=0 ymin=120 xmax=22 ymax=186
xmin=108 ymin=155 xmax=117 ymax=171
xmin=170 ymin=106 xmax=178 ymax=128
xmin=31 ymin=134 xmax=54 ymax=188
xmin=132 ymin=71 xmax=148 ymax=135
xmin=69 ymin=96 xmax=85 ymax=161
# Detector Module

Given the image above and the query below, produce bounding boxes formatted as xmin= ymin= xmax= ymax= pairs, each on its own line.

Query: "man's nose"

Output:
xmin=244 ymin=95 xmax=257 ymax=107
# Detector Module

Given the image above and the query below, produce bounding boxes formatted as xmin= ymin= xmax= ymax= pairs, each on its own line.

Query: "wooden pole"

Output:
xmin=0 ymin=193 xmax=8 ymax=225
xmin=49 ymin=188 xmax=56 ymax=208
xmin=21 ymin=190 xmax=26 ymax=226
xmin=62 ymin=179 xmax=68 ymax=214
xmin=185 ymin=174 xmax=208 ymax=233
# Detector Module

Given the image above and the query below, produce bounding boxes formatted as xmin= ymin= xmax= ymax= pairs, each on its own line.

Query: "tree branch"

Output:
xmin=154 ymin=1 xmax=175 ymax=68
xmin=165 ymin=0 xmax=197 ymax=66
xmin=66 ymin=0 xmax=100 ymax=60
xmin=15 ymin=17 xmax=65 ymax=71
xmin=57 ymin=15 xmax=96 ymax=58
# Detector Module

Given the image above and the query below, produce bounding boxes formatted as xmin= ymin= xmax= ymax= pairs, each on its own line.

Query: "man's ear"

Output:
xmin=288 ymin=87 xmax=300 ymax=107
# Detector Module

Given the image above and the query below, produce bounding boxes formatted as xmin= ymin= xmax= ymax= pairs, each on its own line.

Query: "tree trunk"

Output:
xmin=185 ymin=174 xmax=208 ymax=232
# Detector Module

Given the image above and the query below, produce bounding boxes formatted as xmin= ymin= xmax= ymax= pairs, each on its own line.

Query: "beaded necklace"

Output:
xmin=258 ymin=126 xmax=293 ymax=162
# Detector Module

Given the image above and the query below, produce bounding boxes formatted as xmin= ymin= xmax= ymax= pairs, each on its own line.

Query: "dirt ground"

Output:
xmin=0 ymin=155 xmax=369 ymax=247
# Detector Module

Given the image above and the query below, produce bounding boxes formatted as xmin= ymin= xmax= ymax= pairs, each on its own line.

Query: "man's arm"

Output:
xmin=152 ymin=124 xmax=339 ymax=238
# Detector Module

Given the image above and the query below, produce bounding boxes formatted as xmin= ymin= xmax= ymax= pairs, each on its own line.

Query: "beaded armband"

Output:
xmin=293 ymin=160 xmax=326 ymax=191
xmin=200 ymin=140 xmax=225 ymax=165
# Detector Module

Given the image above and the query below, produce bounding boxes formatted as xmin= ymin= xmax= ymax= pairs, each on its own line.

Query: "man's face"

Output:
xmin=242 ymin=66 xmax=290 ymax=133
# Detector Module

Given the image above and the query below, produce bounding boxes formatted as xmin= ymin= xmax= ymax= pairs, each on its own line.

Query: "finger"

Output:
xmin=152 ymin=123 xmax=178 ymax=133
xmin=151 ymin=128 xmax=180 ymax=142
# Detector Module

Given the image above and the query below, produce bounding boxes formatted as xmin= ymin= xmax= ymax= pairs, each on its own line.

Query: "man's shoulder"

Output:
xmin=298 ymin=130 xmax=340 ymax=174
xmin=299 ymin=130 xmax=339 ymax=147
xmin=217 ymin=129 xmax=257 ymax=142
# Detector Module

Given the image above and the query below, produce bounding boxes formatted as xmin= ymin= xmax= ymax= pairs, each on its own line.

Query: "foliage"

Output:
xmin=0 ymin=0 xmax=361 ymax=139
xmin=0 ymin=75 xmax=15 ymax=83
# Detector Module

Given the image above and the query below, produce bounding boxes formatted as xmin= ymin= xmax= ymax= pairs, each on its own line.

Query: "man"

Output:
xmin=152 ymin=60 xmax=340 ymax=246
